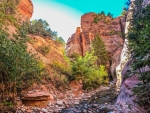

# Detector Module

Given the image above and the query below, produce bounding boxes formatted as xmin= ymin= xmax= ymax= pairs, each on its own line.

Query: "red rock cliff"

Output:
xmin=18 ymin=0 xmax=33 ymax=20
xmin=66 ymin=12 xmax=125 ymax=81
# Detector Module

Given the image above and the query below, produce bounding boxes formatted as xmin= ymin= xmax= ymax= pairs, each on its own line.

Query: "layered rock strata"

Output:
xmin=17 ymin=0 xmax=33 ymax=21
xmin=66 ymin=13 xmax=125 ymax=81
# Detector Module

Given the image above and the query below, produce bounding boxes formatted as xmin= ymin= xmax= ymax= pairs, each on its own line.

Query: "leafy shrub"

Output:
xmin=55 ymin=37 xmax=65 ymax=44
xmin=0 ymin=1 xmax=45 ymax=101
xmin=71 ymin=51 xmax=108 ymax=90
xmin=23 ymin=19 xmax=65 ymax=43
xmin=93 ymin=11 xmax=113 ymax=24
xmin=51 ymin=61 xmax=71 ymax=76
xmin=3 ymin=100 xmax=14 ymax=108
xmin=0 ymin=0 xmax=19 ymax=26
xmin=28 ymin=19 xmax=52 ymax=37
xmin=50 ymin=62 xmax=71 ymax=89
xmin=39 ymin=46 xmax=50 ymax=55
xmin=83 ymin=65 xmax=108 ymax=90
xmin=0 ymin=30 xmax=44 ymax=91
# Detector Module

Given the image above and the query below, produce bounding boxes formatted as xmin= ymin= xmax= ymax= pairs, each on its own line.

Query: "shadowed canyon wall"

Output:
xmin=66 ymin=13 xmax=125 ymax=81
xmin=116 ymin=0 xmax=150 ymax=112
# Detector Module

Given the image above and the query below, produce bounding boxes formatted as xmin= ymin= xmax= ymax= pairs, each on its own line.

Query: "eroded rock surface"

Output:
xmin=22 ymin=90 xmax=54 ymax=108
xmin=116 ymin=60 xmax=147 ymax=113
xmin=66 ymin=13 xmax=125 ymax=81
xmin=17 ymin=0 xmax=33 ymax=21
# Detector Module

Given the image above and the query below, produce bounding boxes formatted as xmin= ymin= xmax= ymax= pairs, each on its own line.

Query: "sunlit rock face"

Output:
xmin=115 ymin=0 xmax=134 ymax=90
xmin=66 ymin=13 xmax=125 ymax=81
xmin=17 ymin=0 xmax=33 ymax=20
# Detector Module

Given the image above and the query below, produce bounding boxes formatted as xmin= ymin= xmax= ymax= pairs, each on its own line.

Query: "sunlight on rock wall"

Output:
xmin=116 ymin=0 xmax=136 ymax=91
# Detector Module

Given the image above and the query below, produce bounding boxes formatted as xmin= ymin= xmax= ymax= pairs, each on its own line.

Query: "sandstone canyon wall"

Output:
xmin=17 ymin=0 xmax=33 ymax=21
xmin=66 ymin=13 xmax=125 ymax=81
xmin=3 ymin=0 xmax=69 ymax=108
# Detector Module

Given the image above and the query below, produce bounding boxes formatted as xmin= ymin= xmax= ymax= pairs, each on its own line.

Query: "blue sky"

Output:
xmin=31 ymin=0 xmax=126 ymax=42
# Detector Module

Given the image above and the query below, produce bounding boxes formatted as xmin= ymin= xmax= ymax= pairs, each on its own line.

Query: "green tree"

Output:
xmin=71 ymin=51 xmax=108 ymax=89
xmin=92 ymin=34 xmax=108 ymax=66
xmin=127 ymin=1 xmax=150 ymax=108
xmin=27 ymin=19 xmax=65 ymax=42
xmin=93 ymin=11 xmax=113 ymax=24
xmin=93 ymin=11 xmax=106 ymax=24
xmin=107 ymin=12 xmax=113 ymax=18
xmin=124 ymin=0 xmax=131 ymax=10
xmin=56 ymin=37 xmax=65 ymax=43
xmin=100 ymin=11 xmax=105 ymax=15
xmin=28 ymin=19 xmax=51 ymax=36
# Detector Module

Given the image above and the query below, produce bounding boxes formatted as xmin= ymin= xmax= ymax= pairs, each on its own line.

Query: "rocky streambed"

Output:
xmin=16 ymin=84 xmax=124 ymax=113
xmin=61 ymin=85 xmax=122 ymax=113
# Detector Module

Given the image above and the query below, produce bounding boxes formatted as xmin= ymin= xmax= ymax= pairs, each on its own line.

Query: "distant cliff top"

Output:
xmin=18 ymin=0 xmax=33 ymax=20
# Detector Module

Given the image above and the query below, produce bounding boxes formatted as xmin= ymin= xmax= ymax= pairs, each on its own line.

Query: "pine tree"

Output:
xmin=127 ymin=2 xmax=150 ymax=108
xmin=92 ymin=34 xmax=108 ymax=66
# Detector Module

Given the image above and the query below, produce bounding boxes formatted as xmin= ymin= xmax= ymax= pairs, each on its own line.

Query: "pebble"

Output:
xmin=41 ymin=108 xmax=48 ymax=113
xmin=74 ymin=101 xmax=80 ymax=105
xmin=56 ymin=100 xmax=64 ymax=105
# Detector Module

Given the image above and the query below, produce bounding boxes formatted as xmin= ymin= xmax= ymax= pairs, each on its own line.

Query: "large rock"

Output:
xmin=66 ymin=13 xmax=125 ymax=81
xmin=22 ymin=90 xmax=54 ymax=108
xmin=17 ymin=0 xmax=33 ymax=21
xmin=116 ymin=60 xmax=146 ymax=113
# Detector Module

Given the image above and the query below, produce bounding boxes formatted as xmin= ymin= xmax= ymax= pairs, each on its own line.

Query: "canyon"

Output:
xmin=66 ymin=13 xmax=125 ymax=82
xmin=0 ymin=0 xmax=149 ymax=113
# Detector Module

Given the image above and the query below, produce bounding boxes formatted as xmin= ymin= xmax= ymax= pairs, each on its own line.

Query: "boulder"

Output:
xmin=22 ymin=90 xmax=54 ymax=108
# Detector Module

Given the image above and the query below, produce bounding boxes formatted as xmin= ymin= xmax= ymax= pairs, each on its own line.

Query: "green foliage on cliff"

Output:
xmin=28 ymin=19 xmax=51 ymax=36
xmin=92 ymin=34 xmax=108 ymax=66
xmin=0 ymin=1 xmax=45 ymax=106
xmin=127 ymin=1 xmax=150 ymax=108
xmin=0 ymin=0 xmax=19 ymax=26
xmin=0 ymin=25 xmax=45 ymax=98
xmin=93 ymin=11 xmax=113 ymax=24
xmin=39 ymin=45 xmax=50 ymax=55
xmin=71 ymin=51 xmax=108 ymax=90
xmin=121 ymin=0 xmax=131 ymax=16
xmin=51 ymin=61 xmax=71 ymax=76
xmin=27 ymin=19 xmax=65 ymax=43
xmin=0 ymin=0 xmax=19 ymax=15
